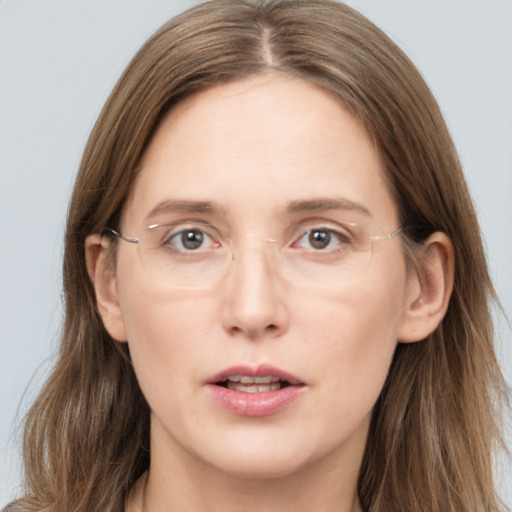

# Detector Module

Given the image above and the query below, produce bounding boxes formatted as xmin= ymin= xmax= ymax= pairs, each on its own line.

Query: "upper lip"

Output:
xmin=206 ymin=364 xmax=305 ymax=386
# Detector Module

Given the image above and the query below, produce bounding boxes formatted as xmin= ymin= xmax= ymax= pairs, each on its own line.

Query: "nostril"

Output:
xmin=228 ymin=323 xmax=280 ymax=339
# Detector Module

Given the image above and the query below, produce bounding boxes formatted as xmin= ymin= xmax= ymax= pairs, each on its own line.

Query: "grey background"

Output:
xmin=1 ymin=0 xmax=511 ymax=507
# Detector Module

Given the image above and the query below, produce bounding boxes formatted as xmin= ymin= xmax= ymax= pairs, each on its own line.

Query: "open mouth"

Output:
xmin=208 ymin=366 xmax=305 ymax=415
xmin=216 ymin=375 xmax=292 ymax=393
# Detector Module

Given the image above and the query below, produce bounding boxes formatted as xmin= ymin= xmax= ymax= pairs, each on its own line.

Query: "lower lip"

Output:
xmin=207 ymin=384 xmax=305 ymax=417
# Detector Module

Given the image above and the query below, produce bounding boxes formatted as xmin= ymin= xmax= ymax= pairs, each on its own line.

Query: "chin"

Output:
xmin=194 ymin=431 xmax=341 ymax=481
xmin=211 ymin=453 xmax=314 ymax=481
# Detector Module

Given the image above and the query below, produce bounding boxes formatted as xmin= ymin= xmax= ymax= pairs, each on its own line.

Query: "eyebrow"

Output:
xmin=144 ymin=197 xmax=371 ymax=221
xmin=145 ymin=199 xmax=226 ymax=220
xmin=285 ymin=198 xmax=371 ymax=216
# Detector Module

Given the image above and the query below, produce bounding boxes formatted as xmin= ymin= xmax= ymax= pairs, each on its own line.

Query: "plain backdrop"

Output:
xmin=1 ymin=0 xmax=511 ymax=507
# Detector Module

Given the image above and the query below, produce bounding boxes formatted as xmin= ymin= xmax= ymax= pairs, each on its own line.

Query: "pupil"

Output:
xmin=182 ymin=229 xmax=204 ymax=250
xmin=309 ymin=230 xmax=330 ymax=249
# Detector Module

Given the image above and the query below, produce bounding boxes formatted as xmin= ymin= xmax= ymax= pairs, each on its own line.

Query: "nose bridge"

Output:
xmin=227 ymin=232 xmax=280 ymax=273
xmin=221 ymin=234 xmax=288 ymax=339
xmin=232 ymin=233 xmax=281 ymax=283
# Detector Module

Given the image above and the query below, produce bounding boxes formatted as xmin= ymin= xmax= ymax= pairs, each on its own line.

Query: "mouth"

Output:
xmin=207 ymin=364 xmax=304 ymax=390
xmin=215 ymin=375 xmax=292 ymax=393
xmin=206 ymin=365 xmax=305 ymax=416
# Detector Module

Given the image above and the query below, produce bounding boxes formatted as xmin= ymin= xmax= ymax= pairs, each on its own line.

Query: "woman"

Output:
xmin=4 ymin=0 xmax=509 ymax=511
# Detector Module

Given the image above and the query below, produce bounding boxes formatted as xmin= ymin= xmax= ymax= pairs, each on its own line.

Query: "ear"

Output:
xmin=85 ymin=234 xmax=127 ymax=342
xmin=398 ymin=232 xmax=455 ymax=343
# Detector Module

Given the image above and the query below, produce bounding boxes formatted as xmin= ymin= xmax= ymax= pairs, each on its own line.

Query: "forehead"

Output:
xmin=123 ymin=74 xmax=398 ymax=228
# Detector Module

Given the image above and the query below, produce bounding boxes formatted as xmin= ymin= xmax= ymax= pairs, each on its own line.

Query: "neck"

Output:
xmin=130 ymin=468 xmax=362 ymax=512
xmin=127 ymin=418 xmax=367 ymax=512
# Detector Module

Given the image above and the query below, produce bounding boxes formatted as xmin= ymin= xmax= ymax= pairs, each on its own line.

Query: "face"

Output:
xmin=108 ymin=74 xmax=414 ymax=479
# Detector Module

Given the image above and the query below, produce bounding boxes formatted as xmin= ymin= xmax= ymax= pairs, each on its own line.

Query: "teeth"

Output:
xmin=225 ymin=375 xmax=280 ymax=384
xmin=221 ymin=375 xmax=287 ymax=392
xmin=226 ymin=381 xmax=282 ymax=393
xmin=242 ymin=375 xmax=272 ymax=384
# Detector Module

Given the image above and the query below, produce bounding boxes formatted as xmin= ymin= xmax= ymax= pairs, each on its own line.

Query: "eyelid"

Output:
xmin=288 ymin=219 xmax=358 ymax=242
xmin=146 ymin=218 xmax=361 ymax=248
xmin=291 ymin=228 xmax=349 ymax=250
xmin=150 ymin=220 xmax=221 ymax=237
xmin=149 ymin=221 xmax=224 ymax=251
xmin=170 ymin=230 xmax=216 ymax=251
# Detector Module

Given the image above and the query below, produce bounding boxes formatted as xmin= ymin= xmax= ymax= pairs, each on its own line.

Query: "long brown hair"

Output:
xmin=8 ymin=1 xmax=509 ymax=511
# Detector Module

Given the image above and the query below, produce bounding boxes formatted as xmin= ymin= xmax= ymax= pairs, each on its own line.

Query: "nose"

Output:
xmin=221 ymin=239 xmax=289 ymax=340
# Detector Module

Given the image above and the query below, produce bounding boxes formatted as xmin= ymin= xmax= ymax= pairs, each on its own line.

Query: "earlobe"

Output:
xmin=85 ymin=234 xmax=128 ymax=342
xmin=398 ymin=232 xmax=455 ymax=343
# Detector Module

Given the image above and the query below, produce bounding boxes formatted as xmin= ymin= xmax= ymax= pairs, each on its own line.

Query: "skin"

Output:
xmin=87 ymin=74 xmax=454 ymax=512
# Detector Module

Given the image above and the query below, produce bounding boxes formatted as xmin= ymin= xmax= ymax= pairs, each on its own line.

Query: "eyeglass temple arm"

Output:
xmin=102 ymin=228 xmax=139 ymax=244
xmin=369 ymin=227 xmax=402 ymax=241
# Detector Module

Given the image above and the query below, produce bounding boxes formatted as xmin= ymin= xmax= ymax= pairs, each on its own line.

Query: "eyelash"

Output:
xmin=160 ymin=225 xmax=219 ymax=252
xmin=158 ymin=224 xmax=354 ymax=253
xmin=292 ymin=228 xmax=352 ymax=251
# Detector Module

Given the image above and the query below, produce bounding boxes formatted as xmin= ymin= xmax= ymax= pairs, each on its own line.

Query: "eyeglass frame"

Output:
xmin=100 ymin=222 xmax=403 ymax=289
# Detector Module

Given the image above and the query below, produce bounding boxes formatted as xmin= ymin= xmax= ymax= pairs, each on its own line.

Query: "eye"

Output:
xmin=294 ymin=228 xmax=350 ymax=251
xmin=167 ymin=228 xmax=216 ymax=251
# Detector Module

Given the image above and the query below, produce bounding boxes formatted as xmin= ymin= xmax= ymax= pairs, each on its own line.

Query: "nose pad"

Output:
xmin=221 ymin=236 xmax=289 ymax=340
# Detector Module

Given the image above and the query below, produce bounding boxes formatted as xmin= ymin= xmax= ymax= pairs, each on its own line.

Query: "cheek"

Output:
xmin=292 ymin=258 xmax=408 ymax=409
xmin=121 ymin=291 xmax=224 ymax=433
xmin=115 ymin=252 xmax=221 ymax=401
xmin=122 ymin=291 xmax=217 ymax=353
